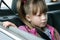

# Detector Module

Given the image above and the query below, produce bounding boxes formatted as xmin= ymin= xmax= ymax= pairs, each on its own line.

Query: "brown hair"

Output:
xmin=17 ymin=0 xmax=48 ymax=29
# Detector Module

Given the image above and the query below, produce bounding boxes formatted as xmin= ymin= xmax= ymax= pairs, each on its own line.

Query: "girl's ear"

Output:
xmin=26 ymin=15 xmax=31 ymax=22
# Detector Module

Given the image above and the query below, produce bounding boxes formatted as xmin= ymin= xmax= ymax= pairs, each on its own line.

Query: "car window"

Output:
xmin=0 ymin=0 xmax=12 ymax=9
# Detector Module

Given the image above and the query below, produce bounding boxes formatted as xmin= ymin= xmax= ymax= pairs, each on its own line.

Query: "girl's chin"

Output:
xmin=39 ymin=24 xmax=46 ymax=28
xmin=40 ymin=22 xmax=47 ymax=27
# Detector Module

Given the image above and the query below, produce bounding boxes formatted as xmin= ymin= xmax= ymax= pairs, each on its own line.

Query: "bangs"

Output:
xmin=31 ymin=1 xmax=48 ymax=15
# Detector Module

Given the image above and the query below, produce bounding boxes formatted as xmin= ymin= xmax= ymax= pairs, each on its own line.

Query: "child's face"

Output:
xmin=25 ymin=2 xmax=48 ymax=28
xmin=30 ymin=13 xmax=47 ymax=28
xmin=26 ymin=9 xmax=47 ymax=28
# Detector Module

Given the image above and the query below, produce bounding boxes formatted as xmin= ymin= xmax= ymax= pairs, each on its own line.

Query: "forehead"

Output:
xmin=29 ymin=3 xmax=47 ymax=15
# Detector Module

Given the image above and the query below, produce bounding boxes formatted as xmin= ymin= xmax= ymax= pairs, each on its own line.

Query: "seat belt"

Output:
xmin=36 ymin=27 xmax=51 ymax=40
xmin=0 ymin=0 xmax=16 ymax=14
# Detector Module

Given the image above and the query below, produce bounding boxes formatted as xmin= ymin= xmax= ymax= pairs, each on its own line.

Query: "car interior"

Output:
xmin=0 ymin=22 xmax=45 ymax=40
xmin=0 ymin=0 xmax=60 ymax=40
xmin=47 ymin=2 xmax=60 ymax=33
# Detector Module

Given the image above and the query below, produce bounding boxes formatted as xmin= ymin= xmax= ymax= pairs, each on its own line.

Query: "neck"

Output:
xmin=35 ymin=26 xmax=46 ymax=32
xmin=40 ymin=27 xmax=46 ymax=31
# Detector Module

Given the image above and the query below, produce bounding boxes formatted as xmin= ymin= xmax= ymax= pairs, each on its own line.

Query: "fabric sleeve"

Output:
xmin=18 ymin=26 xmax=28 ymax=32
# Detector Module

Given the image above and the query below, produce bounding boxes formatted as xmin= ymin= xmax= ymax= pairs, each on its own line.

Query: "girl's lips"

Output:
xmin=41 ymin=22 xmax=47 ymax=24
xmin=41 ymin=21 xmax=47 ymax=23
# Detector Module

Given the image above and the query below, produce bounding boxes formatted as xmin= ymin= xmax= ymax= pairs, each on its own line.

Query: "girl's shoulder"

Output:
xmin=47 ymin=24 xmax=60 ymax=40
xmin=18 ymin=25 xmax=37 ymax=35
xmin=18 ymin=25 xmax=29 ymax=32
xmin=46 ymin=24 xmax=55 ymax=31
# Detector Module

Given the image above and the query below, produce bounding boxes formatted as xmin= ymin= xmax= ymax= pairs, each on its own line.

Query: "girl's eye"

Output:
xmin=37 ymin=14 xmax=41 ymax=16
xmin=37 ymin=13 xmax=47 ymax=16
xmin=37 ymin=13 xmax=41 ymax=16
xmin=38 ymin=14 xmax=41 ymax=16
xmin=44 ymin=12 xmax=47 ymax=15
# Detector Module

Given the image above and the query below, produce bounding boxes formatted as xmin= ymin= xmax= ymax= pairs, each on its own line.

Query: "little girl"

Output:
xmin=3 ymin=0 xmax=60 ymax=40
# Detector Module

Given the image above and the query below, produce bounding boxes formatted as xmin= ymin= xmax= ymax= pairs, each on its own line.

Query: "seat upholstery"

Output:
xmin=47 ymin=10 xmax=60 ymax=34
xmin=47 ymin=2 xmax=60 ymax=11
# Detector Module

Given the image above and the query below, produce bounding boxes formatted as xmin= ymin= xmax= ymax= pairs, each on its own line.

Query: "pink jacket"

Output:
xmin=18 ymin=24 xmax=55 ymax=40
